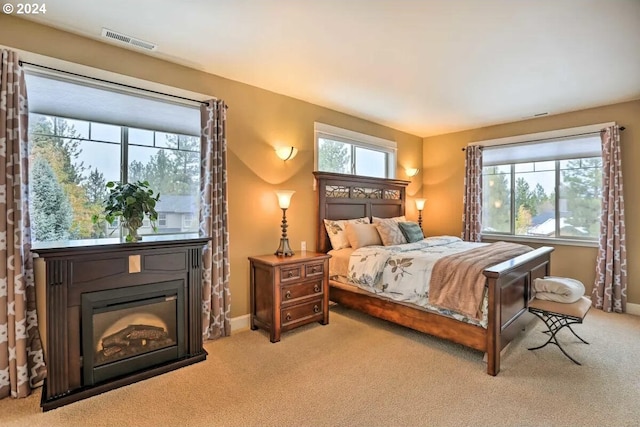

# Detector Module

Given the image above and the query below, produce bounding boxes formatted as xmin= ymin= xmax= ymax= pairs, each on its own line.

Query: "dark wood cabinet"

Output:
xmin=32 ymin=234 xmax=209 ymax=410
xmin=249 ymin=252 xmax=330 ymax=342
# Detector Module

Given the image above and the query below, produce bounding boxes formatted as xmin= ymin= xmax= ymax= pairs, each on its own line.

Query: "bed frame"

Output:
xmin=314 ymin=171 xmax=554 ymax=375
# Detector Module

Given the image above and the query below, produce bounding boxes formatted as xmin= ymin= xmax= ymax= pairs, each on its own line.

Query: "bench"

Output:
xmin=528 ymin=296 xmax=591 ymax=365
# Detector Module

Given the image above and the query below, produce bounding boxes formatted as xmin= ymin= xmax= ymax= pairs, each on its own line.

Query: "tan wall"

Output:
xmin=0 ymin=15 xmax=423 ymax=318
xmin=423 ymin=100 xmax=640 ymax=304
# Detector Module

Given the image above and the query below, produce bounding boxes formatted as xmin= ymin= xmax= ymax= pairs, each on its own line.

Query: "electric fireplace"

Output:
xmin=32 ymin=235 xmax=209 ymax=411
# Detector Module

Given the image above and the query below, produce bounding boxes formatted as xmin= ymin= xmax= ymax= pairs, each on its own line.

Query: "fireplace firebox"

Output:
xmin=33 ymin=235 xmax=209 ymax=411
xmin=82 ymin=280 xmax=185 ymax=386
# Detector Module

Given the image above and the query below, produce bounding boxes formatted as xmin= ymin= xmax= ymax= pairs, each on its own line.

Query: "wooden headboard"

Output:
xmin=313 ymin=171 xmax=410 ymax=253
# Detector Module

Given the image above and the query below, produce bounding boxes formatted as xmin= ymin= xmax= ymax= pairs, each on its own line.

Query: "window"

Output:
xmin=182 ymin=213 xmax=194 ymax=229
xmin=480 ymin=126 xmax=605 ymax=242
xmin=26 ymin=71 xmax=201 ymax=243
xmin=158 ymin=213 xmax=167 ymax=227
xmin=314 ymin=122 xmax=396 ymax=178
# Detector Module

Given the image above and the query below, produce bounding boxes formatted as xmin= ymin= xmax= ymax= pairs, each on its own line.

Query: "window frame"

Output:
xmin=476 ymin=122 xmax=614 ymax=248
xmin=28 ymin=112 xmax=200 ymax=242
xmin=314 ymin=122 xmax=397 ymax=178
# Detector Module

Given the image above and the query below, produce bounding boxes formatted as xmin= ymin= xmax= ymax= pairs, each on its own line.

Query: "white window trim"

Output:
xmin=482 ymin=234 xmax=599 ymax=248
xmin=476 ymin=122 xmax=613 ymax=244
xmin=468 ymin=122 xmax=616 ymax=149
xmin=314 ymin=122 xmax=397 ymax=177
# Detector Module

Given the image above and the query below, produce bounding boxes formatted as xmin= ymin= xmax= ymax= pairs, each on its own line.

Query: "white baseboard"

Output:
xmin=626 ymin=303 xmax=640 ymax=316
xmin=584 ymin=295 xmax=638 ymax=316
xmin=230 ymin=314 xmax=251 ymax=333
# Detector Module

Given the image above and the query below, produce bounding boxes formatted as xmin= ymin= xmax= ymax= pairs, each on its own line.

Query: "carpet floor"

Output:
xmin=1 ymin=305 xmax=639 ymax=427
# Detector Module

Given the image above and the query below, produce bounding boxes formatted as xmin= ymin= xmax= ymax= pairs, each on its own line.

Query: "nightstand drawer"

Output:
xmin=281 ymin=299 xmax=323 ymax=326
xmin=281 ymin=280 xmax=322 ymax=304
xmin=280 ymin=265 xmax=302 ymax=282
xmin=249 ymin=252 xmax=330 ymax=342
xmin=305 ymin=262 xmax=324 ymax=278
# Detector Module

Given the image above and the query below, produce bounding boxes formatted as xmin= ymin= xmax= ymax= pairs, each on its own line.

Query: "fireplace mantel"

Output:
xmin=32 ymin=234 xmax=209 ymax=411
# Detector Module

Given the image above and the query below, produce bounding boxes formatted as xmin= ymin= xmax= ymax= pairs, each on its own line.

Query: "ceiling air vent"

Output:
xmin=101 ymin=28 xmax=158 ymax=51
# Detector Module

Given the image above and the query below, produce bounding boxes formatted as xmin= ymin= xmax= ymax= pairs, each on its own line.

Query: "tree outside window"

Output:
xmin=28 ymin=114 xmax=199 ymax=243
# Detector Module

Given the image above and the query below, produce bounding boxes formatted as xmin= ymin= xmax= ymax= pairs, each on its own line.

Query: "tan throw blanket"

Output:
xmin=429 ymin=242 xmax=532 ymax=320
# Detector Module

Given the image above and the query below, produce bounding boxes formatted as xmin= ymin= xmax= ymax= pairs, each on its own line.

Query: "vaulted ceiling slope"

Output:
xmin=20 ymin=0 xmax=640 ymax=137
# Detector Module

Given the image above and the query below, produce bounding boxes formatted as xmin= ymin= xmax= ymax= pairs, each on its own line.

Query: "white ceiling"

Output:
xmin=21 ymin=0 xmax=640 ymax=137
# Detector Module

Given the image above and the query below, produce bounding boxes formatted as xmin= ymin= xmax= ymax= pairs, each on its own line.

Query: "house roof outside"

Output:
xmin=155 ymin=195 xmax=197 ymax=214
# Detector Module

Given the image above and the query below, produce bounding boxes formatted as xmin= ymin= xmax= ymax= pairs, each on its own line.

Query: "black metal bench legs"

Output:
xmin=527 ymin=296 xmax=591 ymax=365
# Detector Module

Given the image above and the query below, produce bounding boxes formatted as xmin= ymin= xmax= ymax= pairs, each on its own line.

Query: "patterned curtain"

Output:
xmin=200 ymin=100 xmax=231 ymax=339
xmin=593 ymin=126 xmax=627 ymax=312
xmin=462 ymin=145 xmax=482 ymax=242
xmin=0 ymin=49 xmax=47 ymax=399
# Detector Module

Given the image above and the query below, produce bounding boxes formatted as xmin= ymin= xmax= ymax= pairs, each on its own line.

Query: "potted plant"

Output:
xmin=92 ymin=180 xmax=161 ymax=242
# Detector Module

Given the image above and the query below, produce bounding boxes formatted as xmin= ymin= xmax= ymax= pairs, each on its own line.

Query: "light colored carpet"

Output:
xmin=1 ymin=305 xmax=639 ymax=427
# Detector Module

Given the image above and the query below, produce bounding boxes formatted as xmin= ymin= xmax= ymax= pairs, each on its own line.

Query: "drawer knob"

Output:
xmin=285 ymin=313 xmax=292 ymax=321
xmin=313 ymin=305 xmax=320 ymax=313
xmin=311 ymin=267 xmax=317 ymax=273
xmin=287 ymin=271 xmax=294 ymax=278
xmin=285 ymin=290 xmax=292 ymax=299
xmin=313 ymin=284 xmax=320 ymax=293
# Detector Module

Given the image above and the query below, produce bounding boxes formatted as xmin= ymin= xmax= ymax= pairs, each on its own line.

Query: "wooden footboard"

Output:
xmin=483 ymin=246 xmax=553 ymax=375
xmin=329 ymin=245 xmax=553 ymax=376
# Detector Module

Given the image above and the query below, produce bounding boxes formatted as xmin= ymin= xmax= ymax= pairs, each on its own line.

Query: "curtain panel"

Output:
xmin=593 ymin=125 xmax=627 ymax=312
xmin=0 ymin=49 xmax=47 ymax=399
xmin=200 ymin=100 xmax=231 ymax=339
xmin=462 ymin=145 xmax=482 ymax=242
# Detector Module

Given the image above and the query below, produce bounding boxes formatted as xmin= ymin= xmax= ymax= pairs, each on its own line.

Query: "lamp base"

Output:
xmin=275 ymin=238 xmax=294 ymax=257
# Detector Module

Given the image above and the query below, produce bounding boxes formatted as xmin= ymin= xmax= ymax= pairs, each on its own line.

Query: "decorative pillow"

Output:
xmin=374 ymin=218 xmax=407 ymax=246
xmin=397 ymin=221 xmax=424 ymax=243
xmin=345 ymin=223 xmax=382 ymax=249
xmin=372 ymin=215 xmax=407 ymax=224
xmin=323 ymin=217 xmax=370 ymax=250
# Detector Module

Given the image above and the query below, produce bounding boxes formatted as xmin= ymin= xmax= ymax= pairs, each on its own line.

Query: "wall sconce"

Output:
xmin=415 ymin=198 xmax=426 ymax=229
xmin=405 ymin=168 xmax=419 ymax=178
xmin=275 ymin=147 xmax=299 ymax=161
xmin=275 ymin=190 xmax=295 ymax=256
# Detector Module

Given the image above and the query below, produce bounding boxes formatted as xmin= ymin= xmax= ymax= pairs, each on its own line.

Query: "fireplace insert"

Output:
xmin=81 ymin=280 xmax=186 ymax=386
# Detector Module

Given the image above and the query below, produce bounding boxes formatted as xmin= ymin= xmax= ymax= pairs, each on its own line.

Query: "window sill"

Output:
xmin=481 ymin=234 xmax=599 ymax=248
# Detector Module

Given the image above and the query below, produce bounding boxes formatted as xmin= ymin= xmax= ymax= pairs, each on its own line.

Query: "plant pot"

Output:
xmin=122 ymin=220 xmax=143 ymax=242
xmin=126 ymin=227 xmax=141 ymax=242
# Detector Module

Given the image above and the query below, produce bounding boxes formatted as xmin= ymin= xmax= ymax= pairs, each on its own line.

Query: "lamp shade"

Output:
xmin=275 ymin=147 xmax=298 ymax=161
xmin=415 ymin=198 xmax=426 ymax=211
xmin=405 ymin=168 xmax=419 ymax=177
xmin=275 ymin=190 xmax=295 ymax=209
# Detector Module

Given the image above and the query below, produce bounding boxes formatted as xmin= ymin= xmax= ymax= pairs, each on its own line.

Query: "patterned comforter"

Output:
xmin=347 ymin=236 xmax=490 ymax=327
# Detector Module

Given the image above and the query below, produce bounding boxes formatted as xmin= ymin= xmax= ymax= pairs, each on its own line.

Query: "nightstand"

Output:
xmin=249 ymin=252 xmax=330 ymax=342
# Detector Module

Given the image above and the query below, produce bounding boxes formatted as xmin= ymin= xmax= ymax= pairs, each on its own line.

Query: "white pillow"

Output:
xmin=323 ymin=217 xmax=370 ymax=250
xmin=345 ymin=223 xmax=382 ymax=249
xmin=533 ymin=276 xmax=585 ymax=303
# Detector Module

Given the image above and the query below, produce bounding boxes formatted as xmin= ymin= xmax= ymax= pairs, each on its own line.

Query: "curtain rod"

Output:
xmin=461 ymin=126 xmax=626 ymax=151
xmin=18 ymin=60 xmax=221 ymax=108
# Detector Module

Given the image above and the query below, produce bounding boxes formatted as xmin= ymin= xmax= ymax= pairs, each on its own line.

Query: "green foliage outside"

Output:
xmin=318 ymin=139 xmax=349 ymax=174
xmin=561 ymin=158 xmax=602 ymax=236
xmin=30 ymin=156 xmax=73 ymax=241
xmin=482 ymin=167 xmax=510 ymax=232
xmin=482 ymin=159 xmax=602 ymax=238
xmin=29 ymin=115 xmax=199 ymax=242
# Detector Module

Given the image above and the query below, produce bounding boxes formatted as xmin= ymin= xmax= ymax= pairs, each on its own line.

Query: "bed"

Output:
xmin=313 ymin=171 xmax=554 ymax=375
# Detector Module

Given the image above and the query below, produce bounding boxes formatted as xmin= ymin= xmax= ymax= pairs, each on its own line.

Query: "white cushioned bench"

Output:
xmin=528 ymin=296 xmax=591 ymax=365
